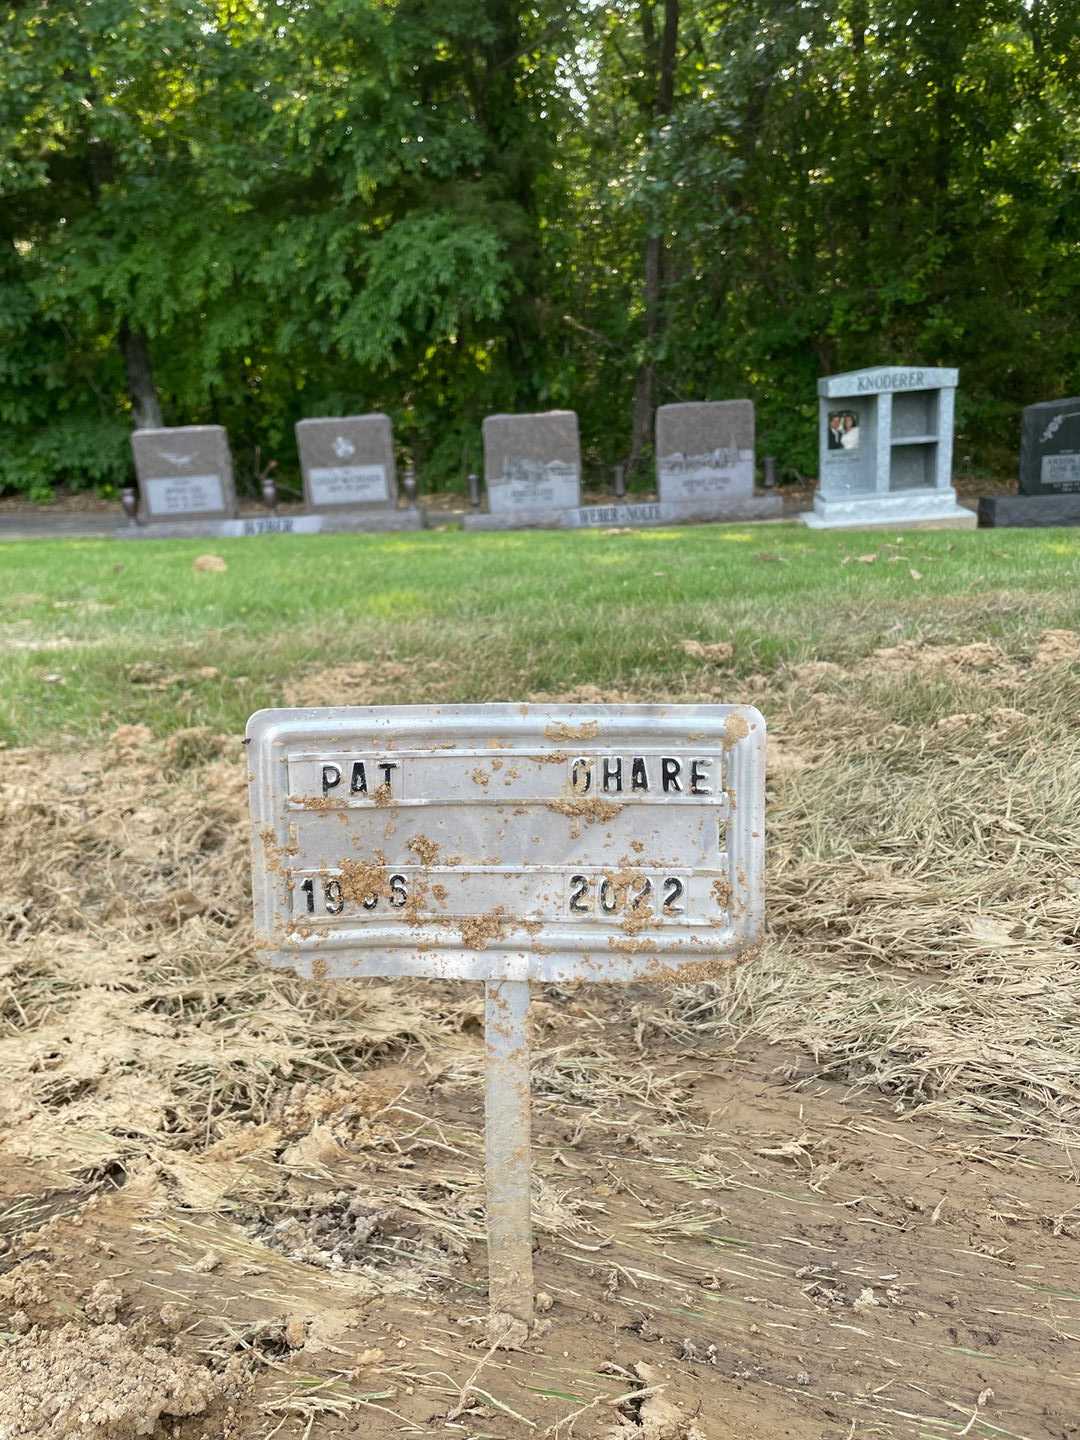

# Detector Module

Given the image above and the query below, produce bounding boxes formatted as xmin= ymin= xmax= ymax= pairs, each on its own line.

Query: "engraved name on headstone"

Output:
xmin=296 ymin=414 xmax=397 ymax=511
xmin=482 ymin=411 xmax=581 ymax=516
xmin=657 ymin=401 xmax=755 ymax=504
xmin=131 ymin=426 xmax=236 ymax=522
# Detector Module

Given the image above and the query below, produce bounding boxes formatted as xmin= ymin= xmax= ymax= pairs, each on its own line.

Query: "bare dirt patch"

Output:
xmin=0 ymin=1323 xmax=251 ymax=1438
xmin=1033 ymin=627 xmax=1080 ymax=667
xmin=283 ymin=659 xmax=450 ymax=707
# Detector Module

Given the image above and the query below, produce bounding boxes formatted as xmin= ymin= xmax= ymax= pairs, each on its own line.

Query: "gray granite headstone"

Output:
xmin=482 ymin=411 xmax=581 ymax=516
xmin=296 ymin=413 xmax=398 ymax=511
xmin=657 ymin=401 xmax=754 ymax=504
xmin=132 ymin=426 xmax=235 ymax=522
xmin=1019 ymin=398 xmax=1080 ymax=496
xmin=803 ymin=366 xmax=974 ymax=529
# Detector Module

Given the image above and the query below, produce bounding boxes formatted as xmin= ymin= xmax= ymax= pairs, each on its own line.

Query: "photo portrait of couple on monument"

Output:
xmin=828 ymin=410 xmax=860 ymax=450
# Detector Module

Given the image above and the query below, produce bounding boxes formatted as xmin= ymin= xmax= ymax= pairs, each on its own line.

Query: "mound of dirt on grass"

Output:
xmin=0 ymin=731 xmax=453 ymax=1189
xmin=863 ymin=639 xmax=1008 ymax=674
xmin=1034 ymin=627 xmax=1080 ymax=667
xmin=766 ymin=735 xmax=813 ymax=781
xmin=0 ymin=1323 xmax=250 ymax=1438
xmin=527 ymin=683 xmax=644 ymax=703
xmin=679 ymin=639 xmax=734 ymax=664
xmin=784 ymin=659 xmax=846 ymax=685
xmin=283 ymin=659 xmax=450 ymax=707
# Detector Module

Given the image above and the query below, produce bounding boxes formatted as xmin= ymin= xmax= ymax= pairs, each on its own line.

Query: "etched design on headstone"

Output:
xmin=296 ymin=414 xmax=399 ymax=512
xmin=1040 ymin=409 xmax=1080 ymax=444
xmin=655 ymin=402 xmax=758 ymax=508
xmin=659 ymin=448 xmax=749 ymax=496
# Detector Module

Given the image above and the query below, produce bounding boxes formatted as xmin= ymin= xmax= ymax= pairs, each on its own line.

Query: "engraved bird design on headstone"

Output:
xmin=159 ymin=450 xmax=194 ymax=466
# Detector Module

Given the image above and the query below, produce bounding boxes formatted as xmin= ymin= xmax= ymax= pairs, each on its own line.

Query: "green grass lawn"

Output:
xmin=2 ymin=521 xmax=1079 ymax=745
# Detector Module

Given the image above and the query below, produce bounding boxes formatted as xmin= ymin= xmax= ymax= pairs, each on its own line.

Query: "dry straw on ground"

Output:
xmin=2 ymin=633 xmax=1078 ymax=1170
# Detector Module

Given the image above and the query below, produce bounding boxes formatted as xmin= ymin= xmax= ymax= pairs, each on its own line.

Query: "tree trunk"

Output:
xmin=627 ymin=0 xmax=680 ymax=479
xmin=119 ymin=322 xmax=163 ymax=430
xmin=473 ymin=0 xmax=542 ymax=403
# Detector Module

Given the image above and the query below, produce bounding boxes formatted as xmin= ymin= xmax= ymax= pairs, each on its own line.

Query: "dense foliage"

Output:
xmin=2 ymin=0 xmax=1078 ymax=498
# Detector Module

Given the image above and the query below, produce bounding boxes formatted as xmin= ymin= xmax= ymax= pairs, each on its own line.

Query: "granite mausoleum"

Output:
xmin=803 ymin=366 xmax=974 ymax=530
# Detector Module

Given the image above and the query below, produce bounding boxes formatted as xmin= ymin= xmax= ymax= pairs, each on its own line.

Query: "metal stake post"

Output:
xmin=483 ymin=978 xmax=533 ymax=1327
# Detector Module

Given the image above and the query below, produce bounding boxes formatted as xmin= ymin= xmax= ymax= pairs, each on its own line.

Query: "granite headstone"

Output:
xmin=296 ymin=414 xmax=398 ymax=511
xmin=1020 ymin=398 xmax=1080 ymax=496
xmin=481 ymin=411 xmax=581 ymax=519
xmin=655 ymin=401 xmax=780 ymax=521
xmin=657 ymin=401 xmax=753 ymax=502
xmin=979 ymin=396 xmax=1080 ymax=527
xmin=132 ymin=425 xmax=236 ymax=523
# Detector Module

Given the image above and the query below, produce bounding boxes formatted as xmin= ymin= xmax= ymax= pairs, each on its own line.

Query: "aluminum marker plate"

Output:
xmin=246 ymin=704 xmax=765 ymax=983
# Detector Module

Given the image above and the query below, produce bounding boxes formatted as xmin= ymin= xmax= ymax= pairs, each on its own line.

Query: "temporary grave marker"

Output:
xmin=246 ymin=703 xmax=765 ymax=1336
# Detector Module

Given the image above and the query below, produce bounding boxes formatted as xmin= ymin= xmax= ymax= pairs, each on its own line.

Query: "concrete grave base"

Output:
xmin=571 ymin=495 xmax=783 ymax=528
xmin=120 ymin=510 xmax=423 ymax=540
xmin=978 ymin=494 xmax=1080 ymax=528
xmin=801 ymin=490 xmax=975 ymax=531
xmin=463 ymin=506 xmax=570 ymax=531
xmin=464 ymin=494 xmax=783 ymax=531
